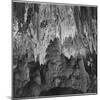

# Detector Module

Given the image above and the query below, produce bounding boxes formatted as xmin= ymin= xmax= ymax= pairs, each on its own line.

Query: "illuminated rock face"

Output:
xmin=13 ymin=2 xmax=87 ymax=65
xmin=13 ymin=1 xmax=97 ymax=98
xmin=29 ymin=5 xmax=78 ymax=65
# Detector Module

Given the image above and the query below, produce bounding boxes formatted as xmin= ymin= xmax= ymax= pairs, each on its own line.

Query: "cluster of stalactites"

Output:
xmin=13 ymin=3 xmax=89 ymax=65
xmin=34 ymin=5 xmax=78 ymax=64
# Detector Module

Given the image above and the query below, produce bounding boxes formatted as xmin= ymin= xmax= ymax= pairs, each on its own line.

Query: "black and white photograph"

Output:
xmin=12 ymin=0 xmax=97 ymax=99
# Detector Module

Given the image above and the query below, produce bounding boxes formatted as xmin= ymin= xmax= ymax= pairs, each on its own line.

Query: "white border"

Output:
xmin=0 ymin=0 xmax=99 ymax=100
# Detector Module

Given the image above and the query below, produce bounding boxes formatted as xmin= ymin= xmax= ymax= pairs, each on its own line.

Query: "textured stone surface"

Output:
xmin=12 ymin=1 xmax=97 ymax=98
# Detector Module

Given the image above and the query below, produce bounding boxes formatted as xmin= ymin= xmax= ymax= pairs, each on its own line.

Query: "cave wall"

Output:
xmin=12 ymin=1 xmax=97 ymax=98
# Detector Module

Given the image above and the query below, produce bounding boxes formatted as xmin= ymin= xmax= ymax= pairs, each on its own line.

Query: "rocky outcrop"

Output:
xmin=12 ymin=1 xmax=97 ymax=98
